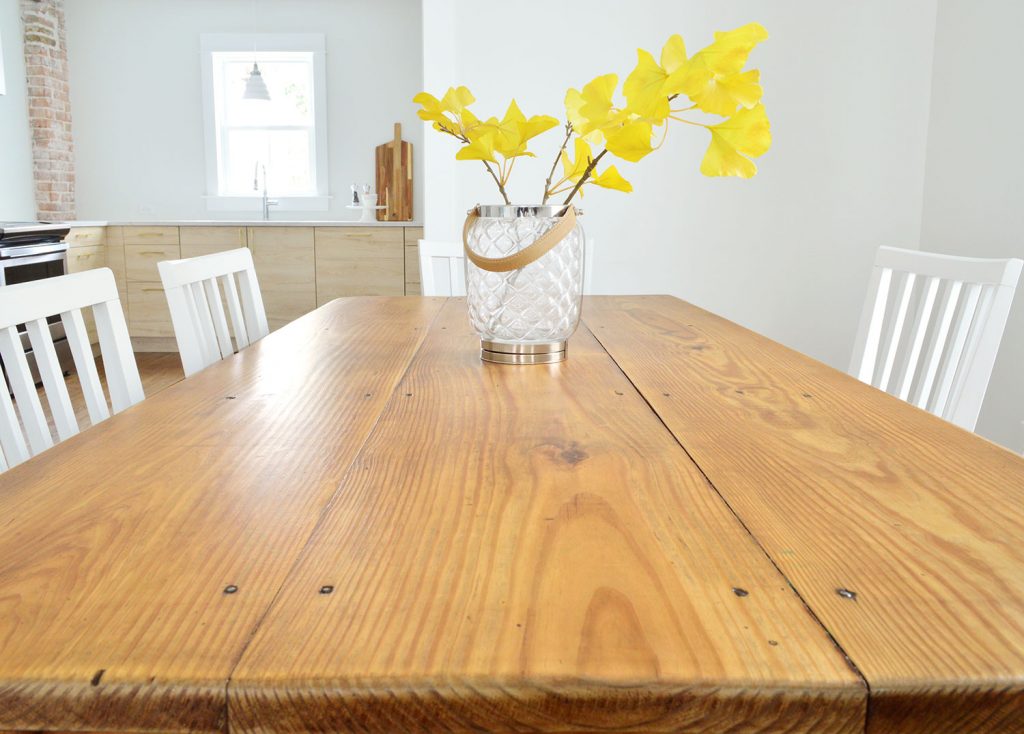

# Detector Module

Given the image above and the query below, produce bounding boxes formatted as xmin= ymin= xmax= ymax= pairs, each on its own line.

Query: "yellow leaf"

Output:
xmin=679 ymin=23 xmax=768 ymax=115
xmin=590 ymin=165 xmax=633 ymax=192
xmin=700 ymin=104 xmax=771 ymax=178
xmin=623 ymin=49 xmax=669 ymax=122
xmin=698 ymin=23 xmax=769 ymax=75
xmin=565 ymin=74 xmax=620 ymax=140
xmin=660 ymin=34 xmax=688 ymax=75
xmin=560 ymin=137 xmax=593 ymax=183
xmin=456 ymin=126 xmax=498 ymax=163
xmin=490 ymin=99 xmax=558 ymax=159
xmin=441 ymin=86 xmax=475 ymax=114
xmin=605 ymin=120 xmax=653 ymax=163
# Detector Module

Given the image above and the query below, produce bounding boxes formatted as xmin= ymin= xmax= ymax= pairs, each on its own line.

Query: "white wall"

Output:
xmin=0 ymin=0 xmax=37 ymax=221
xmin=64 ymin=0 xmax=423 ymax=222
xmin=921 ymin=0 xmax=1024 ymax=451
xmin=424 ymin=0 xmax=938 ymax=373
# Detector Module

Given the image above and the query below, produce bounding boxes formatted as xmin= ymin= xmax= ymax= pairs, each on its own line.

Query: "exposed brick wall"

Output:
xmin=20 ymin=0 xmax=75 ymax=221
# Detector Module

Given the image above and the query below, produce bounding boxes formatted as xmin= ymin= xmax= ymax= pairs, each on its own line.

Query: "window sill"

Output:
xmin=204 ymin=195 xmax=331 ymax=212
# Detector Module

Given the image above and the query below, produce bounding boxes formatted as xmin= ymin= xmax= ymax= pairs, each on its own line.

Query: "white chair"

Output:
xmin=850 ymin=246 xmax=1022 ymax=431
xmin=158 ymin=248 xmax=269 ymax=378
xmin=418 ymin=240 xmax=466 ymax=296
xmin=419 ymin=237 xmax=594 ymax=296
xmin=0 ymin=268 xmax=144 ymax=471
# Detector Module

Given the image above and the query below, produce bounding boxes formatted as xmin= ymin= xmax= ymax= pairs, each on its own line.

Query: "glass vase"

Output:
xmin=464 ymin=205 xmax=585 ymax=364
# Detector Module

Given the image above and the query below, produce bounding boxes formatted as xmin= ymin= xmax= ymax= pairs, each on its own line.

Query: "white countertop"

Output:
xmin=64 ymin=220 xmax=420 ymax=228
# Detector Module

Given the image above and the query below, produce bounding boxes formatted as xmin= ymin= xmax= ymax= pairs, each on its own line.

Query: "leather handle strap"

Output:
xmin=463 ymin=206 xmax=577 ymax=273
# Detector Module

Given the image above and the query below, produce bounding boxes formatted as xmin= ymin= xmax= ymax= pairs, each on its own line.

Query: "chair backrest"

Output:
xmin=0 ymin=268 xmax=144 ymax=471
xmin=418 ymin=240 xmax=466 ymax=297
xmin=157 ymin=248 xmax=269 ymax=378
xmin=850 ymin=246 xmax=1022 ymax=431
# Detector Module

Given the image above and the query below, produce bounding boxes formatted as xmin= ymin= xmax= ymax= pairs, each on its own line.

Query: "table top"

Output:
xmin=0 ymin=296 xmax=1021 ymax=734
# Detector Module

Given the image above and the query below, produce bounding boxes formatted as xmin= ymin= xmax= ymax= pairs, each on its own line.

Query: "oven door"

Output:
xmin=0 ymin=247 xmax=74 ymax=389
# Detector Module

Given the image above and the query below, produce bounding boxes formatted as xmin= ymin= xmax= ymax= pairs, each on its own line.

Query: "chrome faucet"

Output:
xmin=253 ymin=162 xmax=279 ymax=220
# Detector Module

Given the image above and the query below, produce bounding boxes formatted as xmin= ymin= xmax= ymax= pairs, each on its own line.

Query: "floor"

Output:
xmin=39 ymin=352 xmax=183 ymax=433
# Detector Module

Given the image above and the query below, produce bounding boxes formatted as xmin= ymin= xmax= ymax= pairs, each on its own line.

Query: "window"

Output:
xmin=201 ymin=34 xmax=328 ymax=210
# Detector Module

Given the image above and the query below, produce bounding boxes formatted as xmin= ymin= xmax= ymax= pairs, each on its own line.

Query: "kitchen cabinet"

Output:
xmin=63 ymin=227 xmax=108 ymax=345
xmin=248 ymin=227 xmax=316 ymax=332
xmin=314 ymin=227 xmax=404 ymax=304
xmin=180 ymin=226 xmax=247 ymax=258
xmin=404 ymin=226 xmax=423 ymax=296
xmin=126 ymin=281 xmax=176 ymax=338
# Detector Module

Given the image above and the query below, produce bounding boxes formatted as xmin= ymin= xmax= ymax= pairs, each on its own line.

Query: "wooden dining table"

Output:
xmin=0 ymin=295 xmax=1022 ymax=734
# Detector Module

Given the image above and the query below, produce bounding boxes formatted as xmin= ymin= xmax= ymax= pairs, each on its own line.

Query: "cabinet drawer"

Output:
xmin=127 ymin=282 xmax=174 ymax=338
xmin=64 ymin=226 xmax=105 ymax=248
xmin=66 ymin=245 xmax=105 ymax=274
xmin=126 ymin=243 xmax=181 ymax=282
xmin=180 ymin=226 xmax=247 ymax=251
xmin=404 ymin=226 xmax=424 ymax=246
xmin=249 ymin=227 xmax=316 ymax=330
xmin=123 ymin=226 xmax=179 ymax=246
xmin=315 ymin=227 xmax=404 ymax=303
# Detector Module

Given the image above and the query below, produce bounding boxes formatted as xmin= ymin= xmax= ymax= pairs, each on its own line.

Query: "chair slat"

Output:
xmin=61 ymin=307 xmax=111 ymax=425
xmin=190 ymin=282 xmax=221 ymax=366
xmin=916 ymin=280 xmax=962 ymax=410
xmin=236 ymin=267 xmax=270 ymax=342
xmin=203 ymin=277 xmax=234 ymax=359
xmin=93 ymin=299 xmax=145 ymax=413
xmin=898 ymin=276 xmax=940 ymax=401
xmin=221 ymin=273 xmax=250 ymax=349
xmin=933 ymin=282 xmax=981 ymax=419
xmin=879 ymin=272 xmax=916 ymax=392
xmin=853 ymin=267 xmax=892 ymax=383
xmin=25 ymin=317 xmax=79 ymax=442
xmin=0 ymin=325 xmax=53 ymax=455
xmin=418 ymin=240 xmax=467 ymax=298
xmin=943 ymin=285 xmax=997 ymax=425
xmin=0 ymin=377 xmax=30 ymax=468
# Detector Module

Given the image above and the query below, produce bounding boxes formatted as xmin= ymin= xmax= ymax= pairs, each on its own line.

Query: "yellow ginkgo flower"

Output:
xmin=564 ymin=74 xmax=621 ymax=142
xmin=590 ymin=165 xmax=633 ymax=192
xmin=486 ymin=100 xmax=558 ymax=160
xmin=700 ymin=103 xmax=771 ymax=178
xmin=560 ymin=137 xmax=594 ymax=184
xmin=604 ymin=119 xmax=654 ymax=163
xmin=622 ymin=49 xmax=670 ymax=123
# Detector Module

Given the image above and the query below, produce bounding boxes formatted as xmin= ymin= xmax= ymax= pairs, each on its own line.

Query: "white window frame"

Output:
xmin=200 ymin=33 xmax=329 ymax=212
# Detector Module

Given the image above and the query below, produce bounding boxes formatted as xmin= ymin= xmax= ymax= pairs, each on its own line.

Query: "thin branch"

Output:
xmin=482 ymin=161 xmax=511 ymax=204
xmin=562 ymin=148 xmax=608 ymax=206
xmin=542 ymin=123 xmax=573 ymax=204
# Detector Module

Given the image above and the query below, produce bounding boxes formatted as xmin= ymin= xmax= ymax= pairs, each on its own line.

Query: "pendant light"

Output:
xmin=242 ymin=0 xmax=270 ymax=101
xmin=243 ymin=62 xmax=270 ymax=100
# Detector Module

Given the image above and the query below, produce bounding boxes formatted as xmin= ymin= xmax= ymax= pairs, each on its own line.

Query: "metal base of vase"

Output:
xmin=480 ymin=339 xmax=567 ymax=364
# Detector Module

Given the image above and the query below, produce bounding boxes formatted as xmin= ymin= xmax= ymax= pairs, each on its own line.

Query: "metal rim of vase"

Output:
xmin=473 ymin=204 xmax=582 ymax=218
xmin=480 ymin=339 xmax=568 ymax=364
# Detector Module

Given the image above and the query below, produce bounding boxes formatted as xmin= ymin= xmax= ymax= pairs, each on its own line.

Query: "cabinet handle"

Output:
xmin=78 ymin=253 xmax=94 ymax=259
xmin=141 ymin=287 xmax=164 ymax=293
xmin=137 ymin=251 xmax=165 ymax=256
xmin=345 ymin=233 xmax=374 ymax=238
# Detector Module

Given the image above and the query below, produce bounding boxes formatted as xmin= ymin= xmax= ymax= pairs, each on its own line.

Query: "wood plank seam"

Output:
xmin=218 ymin=297 xmax=449 ymax=722
xmin=582 ymin=320 xmax=873 ymax=704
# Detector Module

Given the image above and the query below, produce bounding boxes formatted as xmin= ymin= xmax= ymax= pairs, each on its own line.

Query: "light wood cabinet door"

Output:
xmin=126 ymin=243 xmax=181 ymax=282
xmin=315 ymin=228 xmax=404 ymax=304
xmin=248 ymin=227 xmax=316 ymax=331
xmin=106 ymin=226 xmax=128 ymax=304
xmin=127 ymin=281 xmax=175 ymax=338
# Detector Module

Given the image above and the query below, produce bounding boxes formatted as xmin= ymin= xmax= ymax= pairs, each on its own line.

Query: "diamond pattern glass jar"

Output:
xmin=464 ymin=205 xmax=585 ymax=363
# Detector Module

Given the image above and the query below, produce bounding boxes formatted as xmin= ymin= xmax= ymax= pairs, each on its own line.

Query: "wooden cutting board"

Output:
xmin=375 ymin=122 xmax=413 ymax=221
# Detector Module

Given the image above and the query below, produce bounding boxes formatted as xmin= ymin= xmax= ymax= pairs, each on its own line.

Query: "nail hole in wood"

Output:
xmin=732 ymin=587 xmax=749 ymax=597
xmin=223 ymin=585 xmax=238 ymax=594
xmin=319 ymin=585 xmax=334 ymax=595
xmin=225 ymin=396 xmax=236 ymax=400
xmin=662 ymin=392 xmax=671 ymax=397
xmin=802 ymin=392 xmax=813 ymax=398
xmin=90 ymin=669 xmax=105 ymax=686
xmin=405 ymin=393 xmax=413 ymax=397
xmin=836 ymin=587 xmax=857 ymax=601
xmin=768 ymin=639 xmax=779 ymax=646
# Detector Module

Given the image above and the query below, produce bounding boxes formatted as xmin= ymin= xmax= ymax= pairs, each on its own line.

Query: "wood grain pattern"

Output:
xmin=228 ymin=299 xmax=863 ymax=732
xmin=582 ymin=295 xmax=1024 ymax=734
xmin=122 ymin=226 xmax=179 ymax=246
xmin=180 ymin=226 xmax=247 ymax=250
xmin=125 ymin=281 xmax=176 ymax=338
xmin=315 ymin=227 xmax=405 ymax=302
xmin=0 ymin=297 xmax=444 ymax=732
xmin=64 ymin=226 xmax=106 ymax=249
xmin=125 ymin=243 xmax=181 ymax=283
